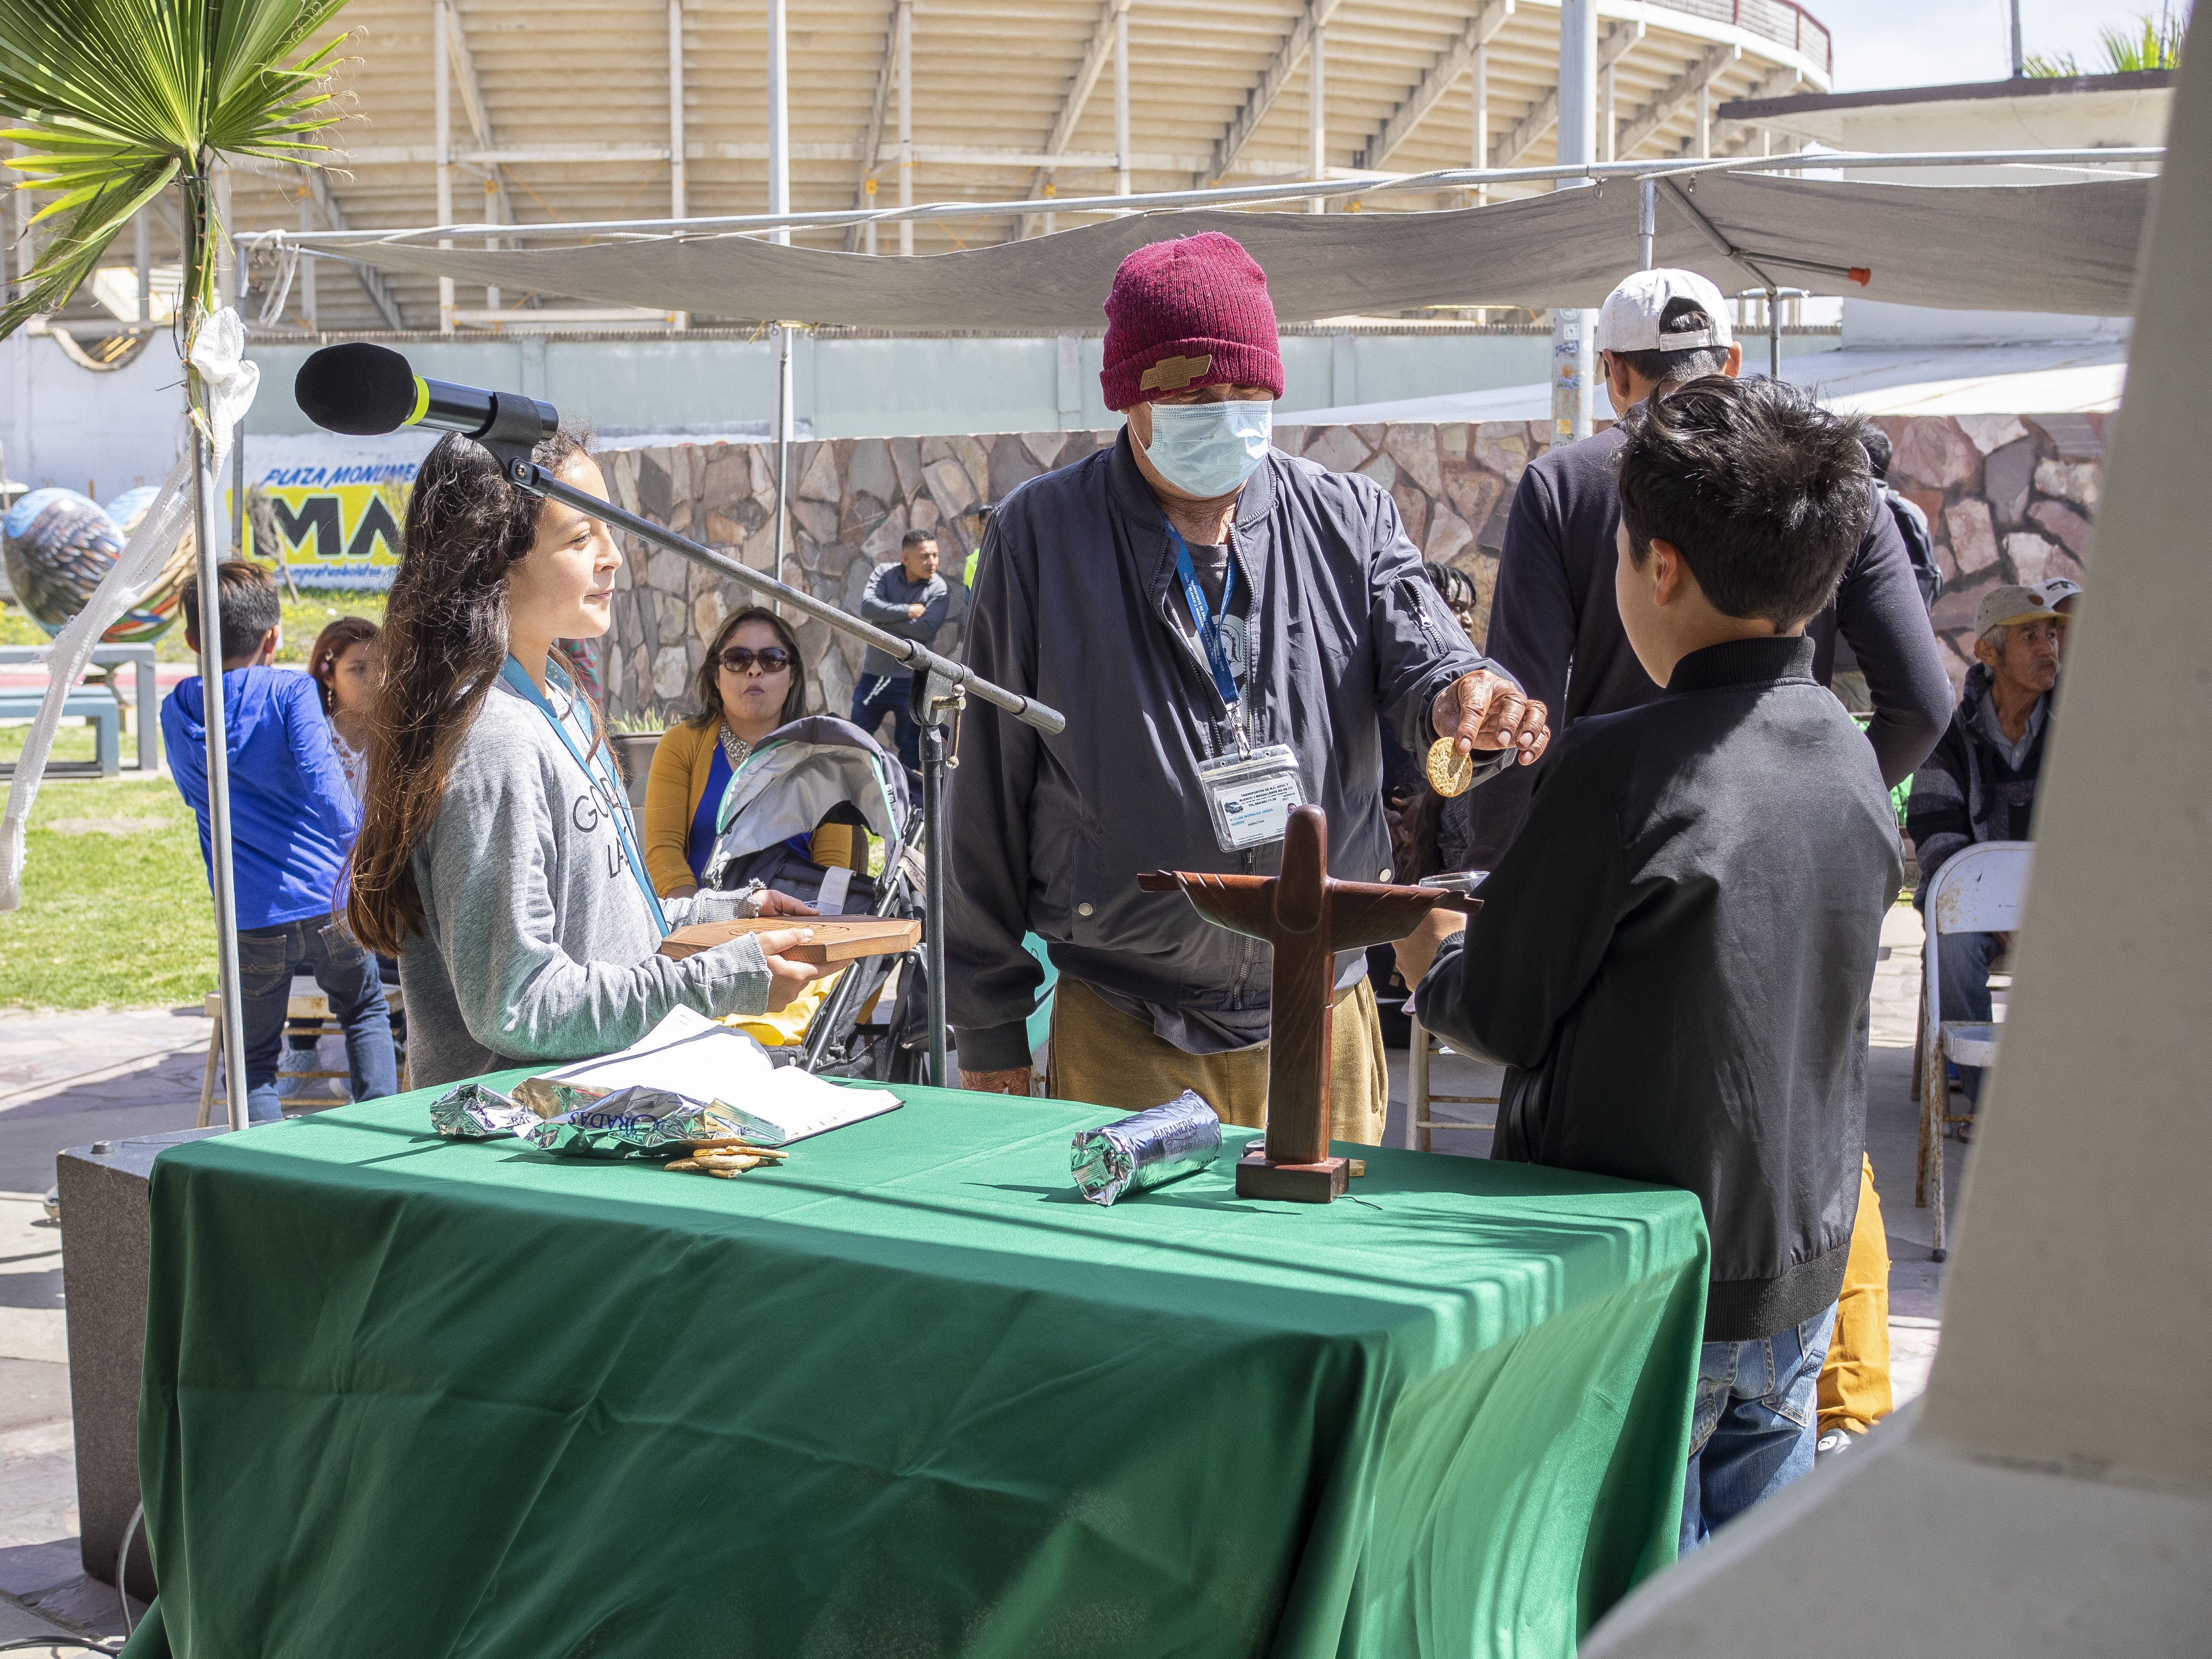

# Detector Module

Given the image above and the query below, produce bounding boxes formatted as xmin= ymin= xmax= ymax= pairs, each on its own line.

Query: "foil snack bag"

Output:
xmin=1070 ymin=1091 xmax=1224 ymax=1206
xmin=430 ymin=1082 xmax=539 ymax=1142
xmin=523 ymin=1086 xmax=743 ymax=1159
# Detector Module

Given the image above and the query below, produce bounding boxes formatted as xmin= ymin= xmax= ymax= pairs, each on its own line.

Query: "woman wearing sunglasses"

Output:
xmin=644 ymin=606 xmax=808 ymax=899
xmin=346 ymin=435 xmax=824 ymax=1090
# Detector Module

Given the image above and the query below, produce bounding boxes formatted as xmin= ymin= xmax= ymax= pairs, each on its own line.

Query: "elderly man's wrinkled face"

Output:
xmin=1975 ymin=616 xmax=2063 ymax=697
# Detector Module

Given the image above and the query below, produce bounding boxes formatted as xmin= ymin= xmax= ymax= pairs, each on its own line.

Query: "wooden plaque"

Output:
xmin=658 ymin=916 xmax=920 ymax=966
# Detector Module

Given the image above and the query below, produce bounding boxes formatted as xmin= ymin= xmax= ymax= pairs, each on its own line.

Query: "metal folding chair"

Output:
xmin=1914 ymin=840 xmax=2033 ymax=1261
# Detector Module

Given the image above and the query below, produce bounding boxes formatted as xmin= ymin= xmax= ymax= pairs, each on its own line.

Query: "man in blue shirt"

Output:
xmin=850 ymin=528 xmax=949 ymax=777
xmin=164 ymin=561 xmax=396 ymax=1121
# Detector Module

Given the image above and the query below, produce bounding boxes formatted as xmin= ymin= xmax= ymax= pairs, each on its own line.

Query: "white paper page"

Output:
xmin=537 ymin=1007 xmax=774 ymax=1101
xmin=713 ymin=1071 xmax=903 ymax=1146
xmin=532 ymin=1007 xmax=901 ymax=1145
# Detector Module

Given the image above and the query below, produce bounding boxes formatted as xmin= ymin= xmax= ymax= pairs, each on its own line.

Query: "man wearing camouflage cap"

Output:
xmin=1906 ymin=583 xmax=2066 ymax=1131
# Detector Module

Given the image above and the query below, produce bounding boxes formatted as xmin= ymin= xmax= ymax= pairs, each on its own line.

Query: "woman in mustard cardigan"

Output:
xmin=644 ymin=606 xmax=808 ymax=898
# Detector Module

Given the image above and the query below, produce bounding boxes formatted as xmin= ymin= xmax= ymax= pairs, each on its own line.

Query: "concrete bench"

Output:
xmin=0 ymin=685 xmax=120 ymax=776
xmin=0 ymin=643 xmax=157 ymax=772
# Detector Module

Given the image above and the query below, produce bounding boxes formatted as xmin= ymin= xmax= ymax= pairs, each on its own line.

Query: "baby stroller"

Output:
xmin=700 ymin=716 xmax=930 ymax=1082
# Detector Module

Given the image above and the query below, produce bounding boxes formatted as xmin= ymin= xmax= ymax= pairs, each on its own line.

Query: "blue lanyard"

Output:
xmin=1169 ymin=527 xmax=1241 ymax=710
xmin=499 ymin=657 xmax=669 ymax=935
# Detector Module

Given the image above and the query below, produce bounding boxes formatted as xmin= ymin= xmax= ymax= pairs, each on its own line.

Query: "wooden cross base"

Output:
xmin=1235 ymin=1150 xmax=1351 ymax=1203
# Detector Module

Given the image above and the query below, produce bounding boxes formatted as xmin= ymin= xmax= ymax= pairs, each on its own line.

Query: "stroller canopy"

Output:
xmin=705 ymin=716 xmax=910 ymax=884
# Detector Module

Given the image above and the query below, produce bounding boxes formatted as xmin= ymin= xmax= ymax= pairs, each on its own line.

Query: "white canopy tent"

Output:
xmin=262 ymin=158 xmax=2154 ymax=327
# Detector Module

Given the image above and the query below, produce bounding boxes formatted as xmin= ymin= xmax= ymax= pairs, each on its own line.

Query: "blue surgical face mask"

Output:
xmin=1140 ymin=398 xmax=1274 ymax=499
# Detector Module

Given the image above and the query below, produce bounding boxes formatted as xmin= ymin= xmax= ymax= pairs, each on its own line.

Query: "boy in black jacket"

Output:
xmin=1400 ymin=377 xmax=1902 ymax=1551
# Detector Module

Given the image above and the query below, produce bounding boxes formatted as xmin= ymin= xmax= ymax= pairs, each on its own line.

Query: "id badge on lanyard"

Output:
xmin=1170 ymin=528 xmax=1307 ymax=851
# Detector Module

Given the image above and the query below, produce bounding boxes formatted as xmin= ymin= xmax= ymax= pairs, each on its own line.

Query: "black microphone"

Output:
xmin=294 ymin=342 xmax=559 ymax=451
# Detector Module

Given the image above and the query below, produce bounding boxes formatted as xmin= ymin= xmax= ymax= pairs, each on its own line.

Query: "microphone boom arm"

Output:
xmin=506 ymin=457 xmax=1066 ymax=737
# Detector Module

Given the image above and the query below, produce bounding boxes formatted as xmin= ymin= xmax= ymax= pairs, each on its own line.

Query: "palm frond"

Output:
xmin=0 ymin=0 xmax=354 ymax=337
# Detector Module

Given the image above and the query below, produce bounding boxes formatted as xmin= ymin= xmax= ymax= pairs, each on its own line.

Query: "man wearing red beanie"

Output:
xmin=946 ymin=231 xmax=1548 ymax=1133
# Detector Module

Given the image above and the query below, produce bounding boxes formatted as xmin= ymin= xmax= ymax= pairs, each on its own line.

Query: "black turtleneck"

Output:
xmin=1419 ymin=631 xmax=1903 ymax=1343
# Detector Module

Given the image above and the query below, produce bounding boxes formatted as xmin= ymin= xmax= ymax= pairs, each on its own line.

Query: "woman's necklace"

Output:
xmin=718 ymin=724 xmax=753 ymax=770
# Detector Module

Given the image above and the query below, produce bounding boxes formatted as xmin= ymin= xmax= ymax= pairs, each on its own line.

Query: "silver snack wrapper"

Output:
xmin=522 ymin=1086 xmax=742 ymax=1159
xmin=430 ymin=1082 xmax=538 ymax=1142
xmin=1070 ymin=1091 xmax=1223 ymax=1206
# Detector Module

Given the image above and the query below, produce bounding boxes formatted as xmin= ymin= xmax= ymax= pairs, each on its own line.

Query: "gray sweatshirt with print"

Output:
xmin=399 ymin=678 xmax=772 ymax=1088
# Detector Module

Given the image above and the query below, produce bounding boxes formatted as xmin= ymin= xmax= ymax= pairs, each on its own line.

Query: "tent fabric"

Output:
xmin=300 ymin=173 xmax=2152 ymax=329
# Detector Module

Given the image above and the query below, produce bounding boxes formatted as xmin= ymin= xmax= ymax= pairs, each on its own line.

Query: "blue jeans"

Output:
xmin=850 ymin=673 xmax=920 ymax=776
xmin=1937 ymin=928 xmax=2004 ymax=1106
xmin=236 ymin=919 xmax=398 ymax=1123
xmin=1681 ymin=1301 xmax=1838 ymax=1553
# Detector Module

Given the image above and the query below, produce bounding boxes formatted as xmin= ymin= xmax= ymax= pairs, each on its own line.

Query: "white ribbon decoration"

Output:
xmin=0 ymin=307 xmax=260 ymax=910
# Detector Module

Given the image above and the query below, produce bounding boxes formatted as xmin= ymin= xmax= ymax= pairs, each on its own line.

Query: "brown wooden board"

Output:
xmin=658 ymin=916 xmax=920 ymax=966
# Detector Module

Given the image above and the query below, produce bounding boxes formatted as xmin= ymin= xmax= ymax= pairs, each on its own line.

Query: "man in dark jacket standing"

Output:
xmin=1401 ymin=378 xmax=1902 ymax=1550
xmin=948 ymin=232 xmax=1548 ymax=1134
xmin=1907 ymin=583 xmax=2062 ymax=1122
xmin=851 ymin=527 xmax=949 ymax=777
xmin=1453 ymin=269 xmax=1953 ymax=870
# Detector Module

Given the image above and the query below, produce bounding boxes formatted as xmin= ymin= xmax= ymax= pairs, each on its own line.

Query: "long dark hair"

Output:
xmin=309 ymin=616 xmax=380 ymax=716
xmin=685 ymin=605 xmax=807 ymax=732
xmin=347 ymin=428 xmax=592 ymax=956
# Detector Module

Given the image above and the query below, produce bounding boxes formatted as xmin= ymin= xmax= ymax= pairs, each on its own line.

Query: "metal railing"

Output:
xmin=1657 ymin=0 xmax=1832 ymax=73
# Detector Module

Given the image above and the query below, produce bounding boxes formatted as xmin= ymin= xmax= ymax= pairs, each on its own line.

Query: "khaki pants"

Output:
xmin=1046 ymin=976 xmax=1388 ymax=1147
xmin=1817 ymin=1155 xmax=1894 ymax=1435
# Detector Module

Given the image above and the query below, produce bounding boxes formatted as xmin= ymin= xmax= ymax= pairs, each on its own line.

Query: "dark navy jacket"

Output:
xmin=1420 ymin=638 xmax=1903 ymax=1342
xmin=946 ymin=429 xmax=1507 ymax=1070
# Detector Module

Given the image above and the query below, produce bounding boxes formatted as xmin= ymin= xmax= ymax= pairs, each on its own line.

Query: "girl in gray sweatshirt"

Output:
xmin=346 ymin=429 xmax=819 ymax=1089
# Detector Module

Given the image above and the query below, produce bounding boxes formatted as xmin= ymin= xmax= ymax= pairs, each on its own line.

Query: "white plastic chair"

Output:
xmin=1915 ymin=840 xmax=2033 ymax=1261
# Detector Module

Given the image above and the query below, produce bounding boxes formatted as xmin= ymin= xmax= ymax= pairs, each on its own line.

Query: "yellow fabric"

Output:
xmin=1045 ymin=976 xmax=1388 ymax=1146
xmin=1817 ymin=1155 xmax=1894 ymax=1435
xmin=720 ymin=967 xmax=846 ymax=1049
xmin=642 ymin=720 xmax=721 ymax=897
xmin=810 ymin=822 xmax=868 ymax=871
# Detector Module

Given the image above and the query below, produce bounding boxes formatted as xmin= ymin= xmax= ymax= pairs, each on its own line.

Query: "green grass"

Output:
xmin=0 ymin=584 xmax=385 ymax=662
xmin=0 ymin=721 xmax=111 ymax=764
xmin=0 ymin=772 xmax=216 ymax=1010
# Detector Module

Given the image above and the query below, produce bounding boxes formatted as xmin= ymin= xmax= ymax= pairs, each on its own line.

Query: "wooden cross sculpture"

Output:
xmin=1138 ymin=805 xmax=1482 ymax=1202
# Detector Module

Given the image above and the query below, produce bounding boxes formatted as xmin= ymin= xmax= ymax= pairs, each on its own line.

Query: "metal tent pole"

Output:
xmin=767 ymin=0 xmax=790 ymax=246
xmin=772 ymin=324 xmax=793 ymax=615
xmin=434 ymin=0 xmax=455 ymax=333
xmin=1114 ymin=6 xmax=1130 ymax=199
xmin=1639 ymin=175 xmax=1656 ymax=270
xmin=191 ymin=410 xmax=248 ymax=1132
xmin=1307 ymin=26 xmax=1325 ymax=214
xmin=895 ymin=0 xmax=913 ymax=254
xmin=229 ymin=416 xmax=245 ymax=553
xmin=1550 ymin=0 xmax=1597 ymax=444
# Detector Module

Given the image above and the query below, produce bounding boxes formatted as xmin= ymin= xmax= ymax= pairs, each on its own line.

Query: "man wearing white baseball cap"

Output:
xmin=1455 ymin=268 xmax=1951 ymax=871
xmin=1905 ymin=583 xmax=2065 ymax=1133
xmin=1449 ymin=266 xmax=1956 ymax=1471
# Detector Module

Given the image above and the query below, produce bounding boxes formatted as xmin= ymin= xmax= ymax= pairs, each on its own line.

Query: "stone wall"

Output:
xmin=598 ymin=412 xmax=2100 ymax=722
xmin=1873 ymin=411 xmax=2099 ymax=685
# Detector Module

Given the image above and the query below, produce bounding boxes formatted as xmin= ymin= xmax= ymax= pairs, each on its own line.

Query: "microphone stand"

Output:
xmin=497 ymin=447 xmax=1063 ymax=1092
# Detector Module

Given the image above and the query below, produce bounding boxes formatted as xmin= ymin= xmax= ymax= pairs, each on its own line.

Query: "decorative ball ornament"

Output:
xmin=1 ymin=485 xmax=191 ymax=642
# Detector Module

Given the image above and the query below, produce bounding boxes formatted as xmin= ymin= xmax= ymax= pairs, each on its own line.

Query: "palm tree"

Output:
xmin=0 ymin=0 xmax=351 ymax=1127
xmin=2025 ymin=4 xmax=2187 ymax=76
xmin=0 ymin=0 xmax=350 ymax=337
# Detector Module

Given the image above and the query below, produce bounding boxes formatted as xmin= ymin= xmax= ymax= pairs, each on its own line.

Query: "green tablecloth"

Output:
xmin=132 ymin=1076 xmax=1707 ymax=1659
